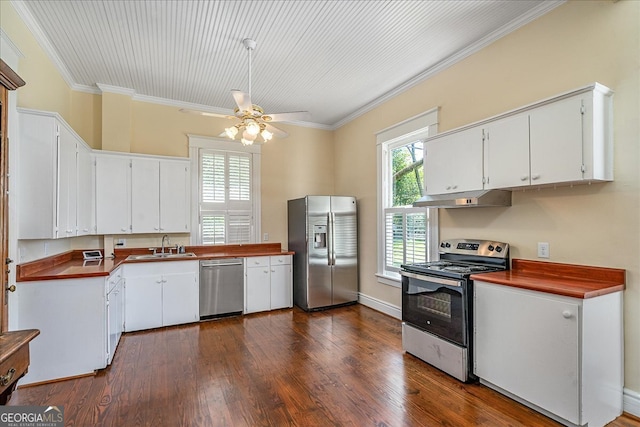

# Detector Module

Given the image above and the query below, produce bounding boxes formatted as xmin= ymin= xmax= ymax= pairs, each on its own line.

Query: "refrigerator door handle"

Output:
xmin=330 ymin=212 xmax=336 ymax=266
xmin=327 ymin=212 xmax=333 ymax=266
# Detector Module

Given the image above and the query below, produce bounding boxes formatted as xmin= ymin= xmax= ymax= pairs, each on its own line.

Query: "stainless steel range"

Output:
xmin=401 ymin=238 xmax=509 ymax=382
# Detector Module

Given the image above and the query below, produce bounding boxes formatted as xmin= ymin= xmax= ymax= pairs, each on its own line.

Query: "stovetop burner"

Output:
xmin=401 ymin=239 xmax=510 ymax=279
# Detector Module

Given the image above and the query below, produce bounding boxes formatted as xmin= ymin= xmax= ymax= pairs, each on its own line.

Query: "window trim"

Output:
xmin=188 ymin=134 xmax=261 ymax=245
xmin=376 ymin=109 xmax=439 ymax=287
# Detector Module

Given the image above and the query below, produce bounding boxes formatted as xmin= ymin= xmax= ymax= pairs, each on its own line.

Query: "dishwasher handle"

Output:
xmin=200 ymin=259 xmax=243 ymax=268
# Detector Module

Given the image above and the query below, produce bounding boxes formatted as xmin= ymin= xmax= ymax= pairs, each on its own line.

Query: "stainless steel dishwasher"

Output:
xmin=199 ymin=258 xmax=244 ymax=320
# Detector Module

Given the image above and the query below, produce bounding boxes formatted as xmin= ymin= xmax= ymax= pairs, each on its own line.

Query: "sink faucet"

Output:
xmin=161 ymin=234 xmax=171 ymax=254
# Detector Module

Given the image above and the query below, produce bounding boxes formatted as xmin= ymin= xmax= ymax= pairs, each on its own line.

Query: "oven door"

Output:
xmin=401 ymin=271 xmax=467 ymax=347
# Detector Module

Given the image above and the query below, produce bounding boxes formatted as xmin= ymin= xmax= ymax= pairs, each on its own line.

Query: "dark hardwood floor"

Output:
xmin=9 ymin=305 xmax=640 ymax=426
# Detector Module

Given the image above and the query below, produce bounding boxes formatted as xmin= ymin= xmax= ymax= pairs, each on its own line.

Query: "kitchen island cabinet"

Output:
xmin=123 ymin=260 xmax=198 ymax=332
xmin=472 ymin=260 xmax=624 ymax=427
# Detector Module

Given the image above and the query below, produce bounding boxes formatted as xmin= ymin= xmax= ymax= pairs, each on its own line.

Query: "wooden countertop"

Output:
xmin=17 ymin=243 xmax=294 ymax=282
xmin=0 ymin=329 xmax=40 ymax=365
xmin=470 ymin=258 xmax=625 ymax=299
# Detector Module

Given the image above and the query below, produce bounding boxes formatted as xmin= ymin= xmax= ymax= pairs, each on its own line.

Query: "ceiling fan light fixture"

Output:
xmin=261 ymin=129 xmax=273 ymax=141
xmin=225 ymin=126 xmax=239 ymax=139
xmin=245 ymin=119 xmax=260 ymax=136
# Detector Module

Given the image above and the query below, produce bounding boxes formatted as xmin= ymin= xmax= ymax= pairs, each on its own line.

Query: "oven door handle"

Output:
xmin=400 ymin=270 xmax=463 ymax=287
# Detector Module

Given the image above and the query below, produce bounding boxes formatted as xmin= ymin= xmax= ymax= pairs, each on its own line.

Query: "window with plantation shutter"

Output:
xmin=199 ymin=149 xmax=254 ymax=244
xmin=376 ymin=109 xmax=439 ymax=286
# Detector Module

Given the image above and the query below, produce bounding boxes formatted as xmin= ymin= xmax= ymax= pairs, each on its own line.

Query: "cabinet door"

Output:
xmin=160 ymin=161 xmax=190 ymax=232
xmin=76 ymin=145 xmax=94 ymax=235
xmin=425 ymin=126 xmax=483 ymax=194
xmin=483 ymin=113 xmax=530 ymax=189
xmin=162 ymin=272 xmax=198 ymax=326
xmin=131 ymin=158 xmax=160 ymax=233
xmin=124 ymin=275 xmax=162 ymax=332
xmin=529 ymin=95 xmax=584 ymax=185
xmin=245 ymin=266 xmax=271 ymax=313
xmin=57 ymin=126 xmax=77 ymax=238
xmin=270 ymin=263 xmax=291 ymax=310
xmin=96 ymin=155 xmax=131 ymax=234
xmin=474 ymin=282 xmax=580 ymax=424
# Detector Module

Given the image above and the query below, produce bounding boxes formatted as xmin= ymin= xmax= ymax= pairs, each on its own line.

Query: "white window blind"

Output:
xmin=199 ymin=149 xmax=253 ymax=244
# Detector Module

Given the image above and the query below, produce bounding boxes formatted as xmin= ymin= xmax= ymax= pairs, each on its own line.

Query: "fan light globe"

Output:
xmin=225 ymin=126 xmax=238 ymax=139
xmin=240 ymin=138 xmax=253 ymax=146
xmin=261 ymin=129 xmax=273 ymax=141
xmin=245 ymin=120 xmax=260 ymax=136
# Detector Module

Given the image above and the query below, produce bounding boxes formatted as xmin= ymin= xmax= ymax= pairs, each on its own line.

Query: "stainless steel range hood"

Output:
xmin=413 ymin=190 xmax=512 ymax=208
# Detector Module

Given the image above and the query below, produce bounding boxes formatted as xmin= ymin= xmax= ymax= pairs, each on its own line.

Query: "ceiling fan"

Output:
xmin=181 ymin=38 xmax=310 ymax=145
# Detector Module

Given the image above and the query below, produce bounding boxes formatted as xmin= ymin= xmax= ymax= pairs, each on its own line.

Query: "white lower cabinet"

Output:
xmin=123 ymin=261 xmax=198 ymax=332
xmin=245 ymin=255 xmax=292 ymax=314
xmin=474 ymin=281 xmax=623 ymax=427
xmin=106 ymin=267 xmax=124 ymax=365
xmin=16 ymin=277 xmax=107 ymax=385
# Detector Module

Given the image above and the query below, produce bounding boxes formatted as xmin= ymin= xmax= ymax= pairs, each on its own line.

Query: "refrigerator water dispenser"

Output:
xmin=313 ymin=225 xmax=327 ymax=248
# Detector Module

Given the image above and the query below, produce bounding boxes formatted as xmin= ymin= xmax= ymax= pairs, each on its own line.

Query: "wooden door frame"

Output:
xmin=0 ymin=59 xmax=25 ymax=333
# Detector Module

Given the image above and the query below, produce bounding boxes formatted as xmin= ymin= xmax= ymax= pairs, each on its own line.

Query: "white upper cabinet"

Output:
xmin=484 ymin=85 xmax=613 ymax=189
xmin=425 ymin=126 xmax=484 ymax=195
xmin=426 ymin=83 xmax=613 ymax=195
xmin=131 ymin=158 xmax=190 ymax=233
xmin=77 ymin=144 xmax=95 ymax=235
xmin=159 ymin=160 xmax=190 ymax=233
xmin=131 ymin=158 xmax=160 ymax=233
xmin=18 ymin=109 xmax=92 ymax=239
xmin=96 ymin=153 xmax=131 ymax=235
xmin=482 ymin=113 xmax=530 ymax=189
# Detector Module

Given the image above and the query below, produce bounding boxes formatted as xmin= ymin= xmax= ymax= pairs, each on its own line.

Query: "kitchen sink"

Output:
xmin=126 ymin=252 xmax=197 ymax=261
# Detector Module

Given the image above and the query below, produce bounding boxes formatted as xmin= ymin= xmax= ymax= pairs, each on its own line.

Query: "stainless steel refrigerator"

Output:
xmin=288 ymin=196 xmax=358 ymax=311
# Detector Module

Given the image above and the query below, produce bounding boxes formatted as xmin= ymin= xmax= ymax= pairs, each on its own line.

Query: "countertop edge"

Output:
xmin=17 ymin=249 xmax=295 ymax=282
xmin=471 ymin=259 xmax=626 ymax=299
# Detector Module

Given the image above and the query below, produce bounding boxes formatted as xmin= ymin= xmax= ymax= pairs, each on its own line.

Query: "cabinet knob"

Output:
xmin=446 ymin=186 xmax=451 ymax=190
xmin=531 ymin=174 xmax=540 ymax=181
xmin=121 ymin=228 xmax=128 ymax=232
xmin=520 ymin=176 xmax=529 ymax=181
xmin=562 ymin=310 xmax=573 ymax=319
xmin=452 ymin=185 xmax=458 ymax=190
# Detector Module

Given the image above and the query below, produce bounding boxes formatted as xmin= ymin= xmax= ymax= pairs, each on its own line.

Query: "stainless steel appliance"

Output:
xmin=288 ymin=196 xmax=358 ymax=311
xmin=401 ymin=239 xmax=509 ymax=382
xmin=199 ymin=258 xmax=244 ymax=319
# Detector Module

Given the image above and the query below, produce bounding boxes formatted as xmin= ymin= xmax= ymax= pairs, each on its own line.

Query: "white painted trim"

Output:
xmin=10 ymin=0 xmax=76 ymax=89
xmin=624 ymin=388 xmax=640 ymax=418
xmin=96 ymin=84 xmax=136 ymax=97
xmin=358 ymin=292 xmax=401 ymax=320
xmin=0 ymin=28 xmax=24 ymax=60
xmin=333 ymin=1 xmax=566 ymax=129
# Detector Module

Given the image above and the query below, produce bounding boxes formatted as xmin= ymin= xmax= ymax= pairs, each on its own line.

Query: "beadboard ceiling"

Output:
xmin=13 ymin=0 xmax=563 ymax=129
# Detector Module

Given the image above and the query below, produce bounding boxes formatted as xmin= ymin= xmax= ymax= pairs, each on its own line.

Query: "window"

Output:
xmin=377 ymin=109 xmax=439 ymax=285
xmin=189 ymin=136 xmax=260 ymax=245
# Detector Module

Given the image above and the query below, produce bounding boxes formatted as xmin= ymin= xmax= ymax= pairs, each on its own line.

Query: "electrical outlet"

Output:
xmin=263 ymin=233 xmax=269 ymax=241
xmin=116 ymin=238 xmax=126 ymax=247
xmin=537 ymin=242 xmax=550 ymax=258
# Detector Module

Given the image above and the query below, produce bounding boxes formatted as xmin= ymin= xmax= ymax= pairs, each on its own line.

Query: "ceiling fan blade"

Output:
xmin=262 ymin=111 xmax=311 ymax=123
xmin=231 ymin=90 xmax=252 ymax=113
xmin=265 ymin=123 xmax=289 ymax=138
xmin=179 ymin=108 xmax=234 ymax=119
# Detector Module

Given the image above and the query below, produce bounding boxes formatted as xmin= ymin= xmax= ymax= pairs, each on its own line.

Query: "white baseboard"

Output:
xmin=624 ymin=388 xmax=640 ymax=418
xmin=358 ymin=292 xmax=401 ymax=319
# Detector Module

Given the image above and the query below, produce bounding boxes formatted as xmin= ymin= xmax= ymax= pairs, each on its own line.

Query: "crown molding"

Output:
xmin=332 ymin=0 xmax=566 ymax=130
xmin=96 ymin=83 xmax=136 ymax=96
xmin=10 ymin=0 xmax=76 ymax=89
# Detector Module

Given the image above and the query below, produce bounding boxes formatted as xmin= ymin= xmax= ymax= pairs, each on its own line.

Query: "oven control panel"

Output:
xmin=440 ymin=239 xmax=509 ymax=258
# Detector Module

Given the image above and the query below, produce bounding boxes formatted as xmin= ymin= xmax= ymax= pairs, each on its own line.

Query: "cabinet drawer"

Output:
xmin=0 ymin=345 xmax=29 ymax=395
xmin=246 ymin=257 xmax=270 ymax=268
xmin=270 ymin=255 xmax=291 ymax=266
